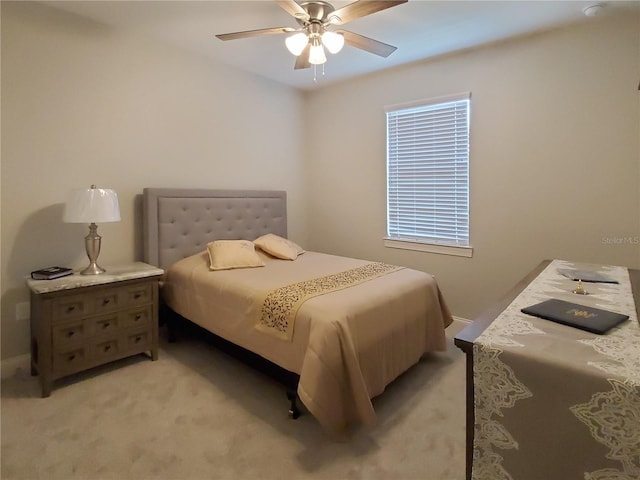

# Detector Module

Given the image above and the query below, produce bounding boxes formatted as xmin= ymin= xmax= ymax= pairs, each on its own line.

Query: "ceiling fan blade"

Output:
xmin=216 ymin=27 xmax=296 ymax=41
xmin=294 ymin=44 xmax=311 ymax=70
xmin=337 ymin=30 xmax=397 ymax=57
xmin=328 ymin=0 xmax=407 ymax=25
xmin=276 ymin=0 xmax=310 ymax=22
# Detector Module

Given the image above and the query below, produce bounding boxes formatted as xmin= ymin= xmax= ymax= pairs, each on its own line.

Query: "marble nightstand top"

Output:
xmin=27 ymin=262 xmax=164 ymax=294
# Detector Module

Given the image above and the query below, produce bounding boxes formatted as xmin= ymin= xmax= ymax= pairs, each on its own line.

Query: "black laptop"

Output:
xmin=557 ymin=268 xmax=618 ymax=284
xmin=521 ymin=298 xmax=629 ymax=334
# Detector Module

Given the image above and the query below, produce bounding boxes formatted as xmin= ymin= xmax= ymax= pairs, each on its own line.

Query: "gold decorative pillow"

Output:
xmin=253 ymin=233 xmax=305 ymax=260
xmin=207 ymin=240 xmax=265 ymax=271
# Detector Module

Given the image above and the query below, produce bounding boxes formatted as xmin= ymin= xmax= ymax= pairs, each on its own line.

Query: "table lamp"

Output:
xmin=63 ymin=185 xmax=121 ymax=275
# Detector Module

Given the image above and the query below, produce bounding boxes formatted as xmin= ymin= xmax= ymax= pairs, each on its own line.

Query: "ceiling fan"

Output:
xmin=216 ymin=0 xmax=408 ymax=70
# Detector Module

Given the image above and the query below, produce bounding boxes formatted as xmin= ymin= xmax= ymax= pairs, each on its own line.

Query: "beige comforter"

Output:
xmin=162 ymin=250 xmax=453 ymax=435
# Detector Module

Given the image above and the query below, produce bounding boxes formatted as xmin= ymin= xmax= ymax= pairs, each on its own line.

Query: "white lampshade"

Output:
xmin=321 ymin=31 xmax=344 ymax=54
xmin=64 ymin=186 xmax=121 ymax=224
xmin=285 ymin=32 xmax=308 ymax=56
xmin=309 ymin=44 xmax=327 ymax=65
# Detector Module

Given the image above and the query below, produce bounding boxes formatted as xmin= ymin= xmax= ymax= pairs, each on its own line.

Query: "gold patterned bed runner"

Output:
xmin=255 ymin=262 xmax=403 ymax=341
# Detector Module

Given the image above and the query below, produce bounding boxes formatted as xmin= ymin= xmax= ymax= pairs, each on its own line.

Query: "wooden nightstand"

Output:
xmin=28 ymin=262 xmax=164 ymax=397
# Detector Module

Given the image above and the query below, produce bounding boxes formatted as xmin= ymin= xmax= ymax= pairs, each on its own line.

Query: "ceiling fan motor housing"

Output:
xmin=297 ymin=1 xmax=337 ymax=25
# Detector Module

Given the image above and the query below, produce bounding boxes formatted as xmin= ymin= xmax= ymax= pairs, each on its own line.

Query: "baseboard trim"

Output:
xmin=453 ymin=316 xmax=472 ymax=324
xmin=1 ymin=354 xmax=30 ymax=380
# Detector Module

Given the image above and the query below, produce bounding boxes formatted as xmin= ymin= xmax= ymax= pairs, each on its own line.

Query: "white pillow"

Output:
xmin=207 ymin=240 xmax=265 ymax=271
xmin=253 ymin=234 xmax=305 ymax=261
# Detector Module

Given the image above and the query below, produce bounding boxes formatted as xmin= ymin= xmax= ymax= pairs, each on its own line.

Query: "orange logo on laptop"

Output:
xmin=567 ymin=308 xmax=597 ymax=319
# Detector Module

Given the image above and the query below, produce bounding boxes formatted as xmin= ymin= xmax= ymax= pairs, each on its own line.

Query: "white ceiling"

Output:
xmin=48 ymin=0 xmax=640 ymax=91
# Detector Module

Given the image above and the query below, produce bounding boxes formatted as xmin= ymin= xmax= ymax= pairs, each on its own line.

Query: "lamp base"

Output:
xmin=81 ymin=223 xmax=107 ymax=275
xmin=80 ymin=262 xmax=106 ymax=275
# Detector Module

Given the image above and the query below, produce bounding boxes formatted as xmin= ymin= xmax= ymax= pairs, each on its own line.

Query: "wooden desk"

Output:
xmin=454 ymin=260 xmax=640 ymax=480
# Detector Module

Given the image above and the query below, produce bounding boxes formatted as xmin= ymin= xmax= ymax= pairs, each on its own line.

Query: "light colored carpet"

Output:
xmin=1 ymin=321 xmax=467 ymax=480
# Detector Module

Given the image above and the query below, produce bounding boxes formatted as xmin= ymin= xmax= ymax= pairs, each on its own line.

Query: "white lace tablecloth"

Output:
xmin=472 ymin=259 xmax=639 ymax=480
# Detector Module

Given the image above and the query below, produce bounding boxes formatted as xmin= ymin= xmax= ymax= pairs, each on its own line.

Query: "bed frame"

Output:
xmin=142 ymin=188 xmax=301 ymax=418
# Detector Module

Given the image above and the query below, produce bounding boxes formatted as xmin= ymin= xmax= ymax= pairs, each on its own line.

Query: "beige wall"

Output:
xmin=303 ymin=14 xmax=640 ymax=319
xmin=2 ymin=3 xmax=639 ymax=362
xmin=0 ymin=2 xmax=306 ymax=359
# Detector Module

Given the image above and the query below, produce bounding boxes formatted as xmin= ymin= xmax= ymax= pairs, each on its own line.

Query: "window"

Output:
xmin=385 ymin=92 xmax=471 ymax=257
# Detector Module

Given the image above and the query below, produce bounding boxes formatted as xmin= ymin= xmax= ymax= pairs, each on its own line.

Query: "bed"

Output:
xmin=143 ymin=188 xmax=453 ymax=435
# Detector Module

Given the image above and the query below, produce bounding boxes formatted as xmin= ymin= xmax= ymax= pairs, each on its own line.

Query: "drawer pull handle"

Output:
xmin=134 ymin=336 xmax=142 ymax=343
xmin=104 ymin=345 xmax=111 ymax=352
xmin=66 ymin=306 xmax=76 ymax=313
xmin=68 ymin=354 xmax=76 ymax=362
xmin=102 ymin=322 xmax=110 ymax=329
xmin=102 ymin=299 xmax=111 ymax=306
xmin=66 ymin=330 xmax=75 ymax=338
xmin=134 ymin=293 xmax=142 ymax=299
xmin=135 ymin=314 xmax=142 ymax=321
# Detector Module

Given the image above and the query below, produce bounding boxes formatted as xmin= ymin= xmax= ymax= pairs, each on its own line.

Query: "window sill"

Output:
xmin=384 ymin=238 xmax=473 ymax=258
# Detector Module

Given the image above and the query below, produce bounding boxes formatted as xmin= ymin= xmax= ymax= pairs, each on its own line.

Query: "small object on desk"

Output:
xmin=521 ymin=298 xmax=629 ymax=334
xmin=30 ymin=266 xmax=73 ymax=280
xmin=557 ymin=268 xmax=618 ymax=284
xmin=572 ymin=279 xmax=588 ymax=295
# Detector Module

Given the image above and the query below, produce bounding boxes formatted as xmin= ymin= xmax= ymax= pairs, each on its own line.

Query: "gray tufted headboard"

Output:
xmin=143 ymin=188 xmax=287 ymax=269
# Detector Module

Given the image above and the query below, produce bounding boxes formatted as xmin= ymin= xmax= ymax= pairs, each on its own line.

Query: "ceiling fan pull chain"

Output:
xmin=313 ymin=64 xmax=317 ymax=83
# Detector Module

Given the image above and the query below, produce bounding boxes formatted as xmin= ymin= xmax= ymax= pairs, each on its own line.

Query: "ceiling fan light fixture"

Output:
xmin=309 ymin=43 xmax=327 ymax=65
xmin=216 ymin=0 xmax=408 ymax=75
xmin=321 ymin=31 xmax=344 ymax=54
xmin=582 ymin=3 xmax=604 ymax=16
xmin=285 ymin=32 xmax=308 ymax=56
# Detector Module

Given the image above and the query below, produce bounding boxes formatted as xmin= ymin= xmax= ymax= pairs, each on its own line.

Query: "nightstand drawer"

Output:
xmin=122 ymin=306 xmax=151 ymax=329
xmin=53 ymin=295 xmax=89 ymax=320
xmin=53 ymin=347 xmax=88 ymax=376
xmin=93 ymin=290 xmax=120 ymax=313
xmin=125 ymin=329 xmax=151 ymax=350
xmin=123 ymin=284 xmax=153 ymax=307
xmin=52 ymin=321 xmax=89 ymax=349
xmin=93 ymin=337 xmax=121 ymax=362
xmin=93 ymin=313 xmax=120 ymax=336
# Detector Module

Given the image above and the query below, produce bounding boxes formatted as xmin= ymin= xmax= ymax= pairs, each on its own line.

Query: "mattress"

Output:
xmin=162 ymin=250 xmax=453 ymax=435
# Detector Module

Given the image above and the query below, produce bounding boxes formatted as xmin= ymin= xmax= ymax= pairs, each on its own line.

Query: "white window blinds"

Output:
xmin=386 ymin=93 xmax=470 ymax=247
